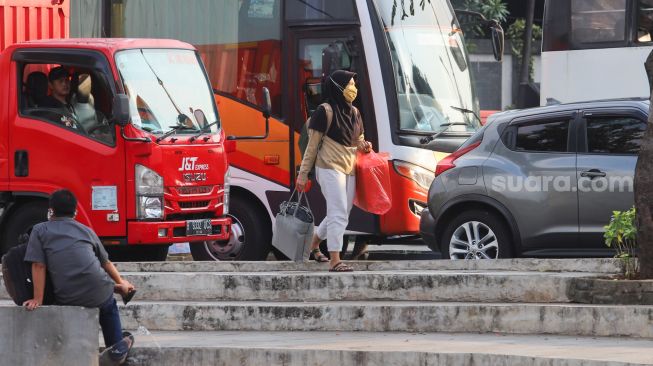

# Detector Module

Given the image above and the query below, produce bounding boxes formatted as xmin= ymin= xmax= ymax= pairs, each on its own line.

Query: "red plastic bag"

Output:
xmin=354 ymin=151 xmax=392 ymax=215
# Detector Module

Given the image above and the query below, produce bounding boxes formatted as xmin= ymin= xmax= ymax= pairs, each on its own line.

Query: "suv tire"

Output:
xmin=440 ymin=209 xmax=513 ymax=259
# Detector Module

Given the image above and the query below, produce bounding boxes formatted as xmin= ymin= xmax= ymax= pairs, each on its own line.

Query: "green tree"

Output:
xmin=507 ymin=19 xmax=542 ymax=82
xmin=451 ymin=0 xmax=508 ymax=37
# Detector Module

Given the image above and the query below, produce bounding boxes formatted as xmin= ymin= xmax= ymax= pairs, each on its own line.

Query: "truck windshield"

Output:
xmin=115 ymin=49 xmax=219 ymax=135
xmin=372 ymin=0 xmax=479 ymax=134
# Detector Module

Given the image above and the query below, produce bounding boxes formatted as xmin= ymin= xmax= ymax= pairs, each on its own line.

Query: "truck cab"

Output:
xmin=0 ymin=38 xmax=232 ymax=260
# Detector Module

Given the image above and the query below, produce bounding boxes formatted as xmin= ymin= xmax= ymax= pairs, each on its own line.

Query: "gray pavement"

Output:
xmin=124 ymin=331 xmax=653 ymax=366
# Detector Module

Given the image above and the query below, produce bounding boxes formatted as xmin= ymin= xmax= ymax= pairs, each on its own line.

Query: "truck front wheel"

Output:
xmin=190 ymin=196 xmax=271 ymax=261
xmin=1 ymin=201 xmax=48 ymax=255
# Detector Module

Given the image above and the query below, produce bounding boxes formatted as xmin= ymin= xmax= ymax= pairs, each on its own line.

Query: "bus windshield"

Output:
xmin=115 ymin=49 xmax=220 ymax=135
xmin=372 ymin=0 xmax=479 ymax=134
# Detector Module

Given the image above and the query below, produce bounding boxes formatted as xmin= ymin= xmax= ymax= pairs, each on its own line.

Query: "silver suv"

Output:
xmin=420 ymin=99 xmax=648 ymax=259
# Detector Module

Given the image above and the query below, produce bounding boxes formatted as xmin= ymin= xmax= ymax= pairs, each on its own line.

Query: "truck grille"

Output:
xmin=179 ymin=200 xmax=210 ymax=209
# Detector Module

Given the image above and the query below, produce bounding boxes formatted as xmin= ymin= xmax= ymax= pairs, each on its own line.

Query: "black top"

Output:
xmin=308 ymin=70 xmax=364 ymax=147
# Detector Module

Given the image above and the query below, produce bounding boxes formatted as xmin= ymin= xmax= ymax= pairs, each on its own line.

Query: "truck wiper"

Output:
xmin=420 ymin=122 xmax=469 ymax=144
xmin=450 ymin=105 xmax=482 ymax=125
xmin=189 ymin=121 xmax=219 ymax=142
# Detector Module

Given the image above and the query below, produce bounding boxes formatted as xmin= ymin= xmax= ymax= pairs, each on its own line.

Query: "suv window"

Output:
xmin=586 ymin=116 xmax=646 ymax=154
xmin=514 ymin=120 xmax=570 ymax=153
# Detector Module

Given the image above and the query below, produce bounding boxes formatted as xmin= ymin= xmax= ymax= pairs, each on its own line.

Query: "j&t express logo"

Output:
xmin=178 ymin=157 xmax=210 ymax=171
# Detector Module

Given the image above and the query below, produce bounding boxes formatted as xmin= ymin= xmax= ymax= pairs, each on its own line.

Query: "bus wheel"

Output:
xmin=190 ymin=196 xmax=271 ymax=261
xmin=1 ymin=201 xmax=48 ymax=255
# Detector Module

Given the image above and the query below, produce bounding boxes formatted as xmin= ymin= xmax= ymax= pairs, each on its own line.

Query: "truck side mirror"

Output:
xmin=490 ymin=23 xmax=505 ymax=62
xmin=112 ymin=94 xmax=130 ymax=127
xmin=261 ymin=87 xmax=272 ymax=119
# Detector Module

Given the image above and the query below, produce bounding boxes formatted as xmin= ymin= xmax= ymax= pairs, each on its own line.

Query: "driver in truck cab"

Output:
xmin=42 ymin=66 xmax=75 ymax=125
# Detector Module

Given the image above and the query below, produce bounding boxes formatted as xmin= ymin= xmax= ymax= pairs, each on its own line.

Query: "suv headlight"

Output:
xmin=393 ymin=160 xmax=435 ymax=190
xmin=223 ymin=168 xmax=231 ymax=216
xmin=135 ymin=164 xmax=164 ymax=219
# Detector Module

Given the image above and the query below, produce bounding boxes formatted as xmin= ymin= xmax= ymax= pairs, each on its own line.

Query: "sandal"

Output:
xmin=310 ymin=248 xmax=329 ymax=263
xmin=329 ymin=262 xmax=354 ymax=272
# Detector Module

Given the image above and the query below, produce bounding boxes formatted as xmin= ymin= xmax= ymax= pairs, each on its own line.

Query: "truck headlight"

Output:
xmin=393 ymin=160 xmax=435 ymax=190
xmin=223 ymin=168 xmax=231 ymax=215
xmin=136 ymin=164 xmax=164 ymax=219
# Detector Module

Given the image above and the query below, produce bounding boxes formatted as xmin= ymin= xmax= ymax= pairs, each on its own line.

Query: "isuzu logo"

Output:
xmin=179 ymin=157 xmax=210 ymax=171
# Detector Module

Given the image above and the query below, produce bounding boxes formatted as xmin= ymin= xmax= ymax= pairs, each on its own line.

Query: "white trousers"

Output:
xmin=315 ymin=167 xmax=356 ymax=252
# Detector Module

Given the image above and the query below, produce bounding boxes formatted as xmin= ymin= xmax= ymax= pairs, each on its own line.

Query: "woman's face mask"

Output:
xmin=343 ymin=83 xmax=358 ymax=103
xmin=331 ymin=77 xmax=358 ymax=103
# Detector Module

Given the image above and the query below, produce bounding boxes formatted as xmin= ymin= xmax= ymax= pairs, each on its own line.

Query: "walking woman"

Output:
xmin=296 ymin=70 xmax=372 ymax=272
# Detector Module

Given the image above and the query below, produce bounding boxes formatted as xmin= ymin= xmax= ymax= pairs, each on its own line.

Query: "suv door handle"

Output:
xmin=580 ymin=169 xmax=606 ymax=179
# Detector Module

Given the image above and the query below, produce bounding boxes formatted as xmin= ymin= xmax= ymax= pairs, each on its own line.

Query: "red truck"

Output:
xmin=0 ymin=36 xmax=256 ymax=260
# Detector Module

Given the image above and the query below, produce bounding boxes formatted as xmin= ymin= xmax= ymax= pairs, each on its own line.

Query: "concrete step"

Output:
xmin=112 ymin=258 xmax=624 ymax=274
xmin=123 ymin=331 xmax=653 ymax=366
xmin=113 ymin=300 xmax=653 ymax=338
xmin=105 ymin=270 xmax=601 ymax=303
xmin=0 ymin=269 xmax=610 ymax=303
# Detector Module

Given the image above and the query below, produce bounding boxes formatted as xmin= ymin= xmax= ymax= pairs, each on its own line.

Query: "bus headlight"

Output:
xmin=136 ymin=164 xmax=164 ymax=219
xmin=392 ymin=160 xmax=435 ymax=190
xmin=223 ymin=168 xmax=231 ymax=216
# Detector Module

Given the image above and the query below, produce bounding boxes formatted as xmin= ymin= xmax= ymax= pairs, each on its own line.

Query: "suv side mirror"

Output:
xmin=490 ymin=22 xmax=505 ymax=62
xmin=261 ymin=87 xmax=272 ymax=119
xmin=112 ymin=94 xmax=130 ymax=127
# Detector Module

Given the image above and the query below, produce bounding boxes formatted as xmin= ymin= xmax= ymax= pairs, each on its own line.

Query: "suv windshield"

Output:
xmin=115 ymin=49 xmax=219 ymax=135
xmin=373 ymin=0 xmax=479 ymax=134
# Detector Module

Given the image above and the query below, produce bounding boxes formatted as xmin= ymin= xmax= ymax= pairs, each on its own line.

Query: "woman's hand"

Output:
xmin=357 ymin=140 xmax=372 ymax=153
xmin=296 ymin=174 xmax=311 ymax=192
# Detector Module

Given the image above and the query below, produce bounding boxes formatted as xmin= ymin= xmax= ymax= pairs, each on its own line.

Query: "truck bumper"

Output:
xmin=127 ymin=217 xmax=231 ymax=244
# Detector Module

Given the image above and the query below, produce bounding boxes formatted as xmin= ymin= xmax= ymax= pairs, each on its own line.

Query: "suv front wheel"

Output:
xmin=440 ymin=209 xmax=513 ymax=259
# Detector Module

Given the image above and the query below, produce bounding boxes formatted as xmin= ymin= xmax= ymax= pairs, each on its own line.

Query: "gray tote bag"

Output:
xmin=272 ymin=189 xmax=314 ymax=262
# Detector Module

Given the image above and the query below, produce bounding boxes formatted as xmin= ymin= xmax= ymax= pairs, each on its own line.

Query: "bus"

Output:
xmin=72 ymin=0 xmax=502 ymax=260
xmin=542 ymin=0 xmax=653 ymax=105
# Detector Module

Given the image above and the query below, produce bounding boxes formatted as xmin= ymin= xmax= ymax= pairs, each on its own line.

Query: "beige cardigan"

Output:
xmin=298 ymin=128 xmax=364 ymax=179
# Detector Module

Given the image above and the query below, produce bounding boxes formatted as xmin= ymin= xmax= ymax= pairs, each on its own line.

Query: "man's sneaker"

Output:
xmin=99 ymin=332 xmax=134 ymax=366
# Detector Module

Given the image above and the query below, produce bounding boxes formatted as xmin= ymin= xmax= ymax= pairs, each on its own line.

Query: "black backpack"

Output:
xmin=2 ymin=240 xmax=55 ymax=306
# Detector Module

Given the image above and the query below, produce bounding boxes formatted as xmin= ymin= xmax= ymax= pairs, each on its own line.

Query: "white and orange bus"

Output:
xmin=73 ymin=0 xmax=502 ymax=260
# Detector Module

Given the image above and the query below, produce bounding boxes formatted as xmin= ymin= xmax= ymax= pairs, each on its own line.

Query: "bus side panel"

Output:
xmin=0 ymin=0 xmax=69 ymax=53
xmin=216 ymin=95 xmax=290 ymax=187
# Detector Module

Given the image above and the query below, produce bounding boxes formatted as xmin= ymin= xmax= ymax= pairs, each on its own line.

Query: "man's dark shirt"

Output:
xmin=24 ymin=217 xmax=114 ymax=307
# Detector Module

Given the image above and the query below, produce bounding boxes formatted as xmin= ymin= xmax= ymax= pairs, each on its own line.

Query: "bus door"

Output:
xmin=287 ymin=27 xmax=378 ymax=234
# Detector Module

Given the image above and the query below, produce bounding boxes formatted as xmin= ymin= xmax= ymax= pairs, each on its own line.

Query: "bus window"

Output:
xmin=106 ymin=0 xmax=283 ymax=118
xmin=637 ymin=0 xmax=653 ymax=42
xmin=285 ymin=0 xmax=356 ymax=21
xmin=571 ymin=0 xmax=627 ymax=45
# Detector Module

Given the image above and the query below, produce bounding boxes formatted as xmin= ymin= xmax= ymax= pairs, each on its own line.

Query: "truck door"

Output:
xmin=288 ymin=27 xmax=377 ymax=234
xmin=9 ymin=49 xmax=127 ymax=237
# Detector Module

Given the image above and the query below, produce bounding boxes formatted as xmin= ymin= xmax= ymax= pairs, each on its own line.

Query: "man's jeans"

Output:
xmin=99 ymin=296 xmax=127 ymax=358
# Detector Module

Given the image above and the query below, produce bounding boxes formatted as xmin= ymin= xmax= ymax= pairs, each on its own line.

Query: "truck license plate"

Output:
xmin=186 ymin=219 xmax=212 ymax=236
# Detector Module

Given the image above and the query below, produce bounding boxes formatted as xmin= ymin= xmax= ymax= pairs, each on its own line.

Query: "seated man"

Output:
xmin=23 ymin=189 xmax=136 ymax=364
xmin=42 ymin=66 xmax=78 ymax=128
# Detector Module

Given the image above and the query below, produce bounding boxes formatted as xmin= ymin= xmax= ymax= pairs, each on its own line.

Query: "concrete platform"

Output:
xmin=113 ymin=300 xmax=653 ymax=338
xmin=124 ymin=331 xmax=653 ymax=366
xmin=112 ymin=258 xmax=624 ymax=274
xmin=0 ymin=306 xmax=99 ymax=366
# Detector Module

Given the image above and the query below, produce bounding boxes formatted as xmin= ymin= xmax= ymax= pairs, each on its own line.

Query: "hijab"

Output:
xmin=308 ymin=70 xmax=363 ymax=147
